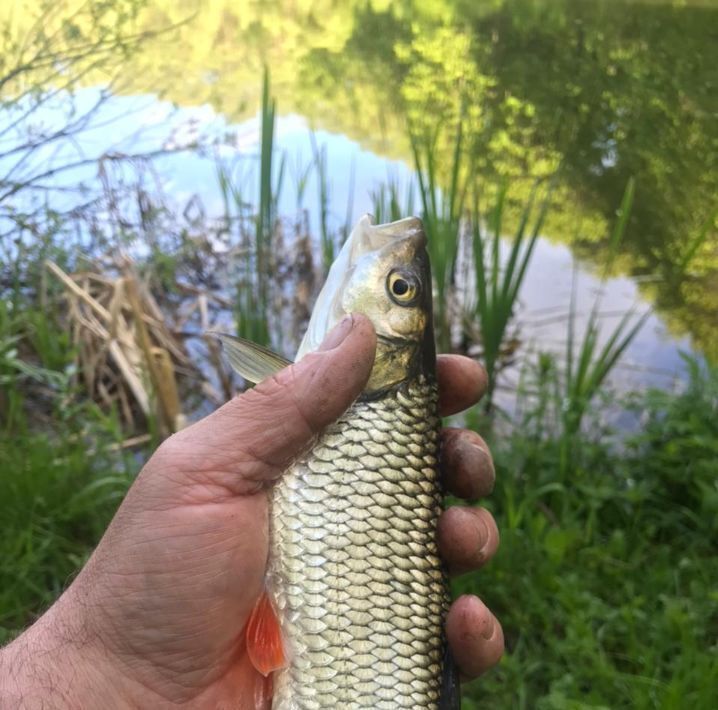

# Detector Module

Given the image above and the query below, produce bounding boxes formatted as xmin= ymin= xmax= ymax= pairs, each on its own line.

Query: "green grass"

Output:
xmin=0 ymin=429 xmax=135 ymax=644
xmin=410 ymin=115 xmax=472 ymax=351
xmin=458 ymin=354 xmax=718 ymax=709
xmin=0 ymin=301 xmax=137 ymax=644
xmin=469 ymin=181 xmax=550 ymax=410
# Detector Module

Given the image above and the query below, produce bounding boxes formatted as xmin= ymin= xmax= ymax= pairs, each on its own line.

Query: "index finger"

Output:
xmin=437 ymin=355 xmax=488 ymax=416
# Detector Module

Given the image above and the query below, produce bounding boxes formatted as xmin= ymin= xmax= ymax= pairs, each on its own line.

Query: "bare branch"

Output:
xmin=0 ymin=147 xmax=194 ymax=203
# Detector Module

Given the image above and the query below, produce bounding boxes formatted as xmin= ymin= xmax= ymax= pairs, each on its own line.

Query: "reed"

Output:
xmin=470 ymin=181 xmax=550 ymax=410
xmin=369 ymin=176 xmax=415 ymax=225
xmin=220 ymin=67 xmax=288 ymax=348
xmin=310 ymin=132 xmax=334 ymax=272
xmin=559 ymin=179 xmax=648 ymax=474
xmin=410 ymin=117 xmax=471 ymax=351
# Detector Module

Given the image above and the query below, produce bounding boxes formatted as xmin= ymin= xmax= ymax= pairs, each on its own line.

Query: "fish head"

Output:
xmin=296 ymin=214 xmax=435 ymax=393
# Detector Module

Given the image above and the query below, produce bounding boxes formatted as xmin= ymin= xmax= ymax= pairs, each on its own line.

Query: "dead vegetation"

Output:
xmin=37 ymin=215 xmax=321 ymax=443
xmin=44 ymin=257 xmax=226 ymax=439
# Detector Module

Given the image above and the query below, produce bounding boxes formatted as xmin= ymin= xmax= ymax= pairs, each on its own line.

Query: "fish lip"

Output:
xmin=348 ymin=215 xmax=426 ymax=268
xmin=376 ymin=332 xmax=420 ymax=347
xmin=295 ymin=215 xmax=429 ymax=360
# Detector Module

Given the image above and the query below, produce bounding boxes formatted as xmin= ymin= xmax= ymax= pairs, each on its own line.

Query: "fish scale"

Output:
xmin=268 ymin=375 xmax=449 ymax=710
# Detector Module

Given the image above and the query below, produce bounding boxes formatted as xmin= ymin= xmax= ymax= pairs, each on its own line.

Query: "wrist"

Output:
xmin=0 ymin=590 xmax=131 ymax=709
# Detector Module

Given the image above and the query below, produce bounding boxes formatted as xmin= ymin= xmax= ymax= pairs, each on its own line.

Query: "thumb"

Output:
xmin=151 ymin=314 xmax=376 ymax=494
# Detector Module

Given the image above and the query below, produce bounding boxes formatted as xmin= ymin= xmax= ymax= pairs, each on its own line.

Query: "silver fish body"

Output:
xmin=217 ymin=215 xmax=455 ymax=708
xmin=268 ymin=375 xmax=448 ymax=709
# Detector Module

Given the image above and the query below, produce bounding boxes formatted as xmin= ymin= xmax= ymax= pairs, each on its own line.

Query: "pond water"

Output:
xmin=2 ymin=0 xmax=716 ymax=407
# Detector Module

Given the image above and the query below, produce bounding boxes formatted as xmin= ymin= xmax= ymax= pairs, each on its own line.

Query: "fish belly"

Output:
xmin=267 ymin=376 xmax=448 ymax=709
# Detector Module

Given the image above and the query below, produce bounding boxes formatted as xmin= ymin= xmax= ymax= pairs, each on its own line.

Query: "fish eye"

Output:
xmin=387 ymin=271 xmax=418 ymax=305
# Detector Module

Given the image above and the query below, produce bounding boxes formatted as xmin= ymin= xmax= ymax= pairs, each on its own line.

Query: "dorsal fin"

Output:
xmin=210 ymin=333 xmax=291 ymax=384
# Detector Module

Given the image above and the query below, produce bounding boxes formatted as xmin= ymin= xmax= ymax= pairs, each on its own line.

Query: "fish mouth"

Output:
xmin=349 ymin=215 xmax=426 ymax=265
xmin=376 ymin=332 xmax=420 ymax=347
xmin=295 ymin=214 xmax=429 ymax=361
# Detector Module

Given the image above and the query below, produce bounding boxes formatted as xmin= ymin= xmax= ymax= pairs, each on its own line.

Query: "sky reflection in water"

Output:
xmin=1 ymin=84 xmax=696 ymax=416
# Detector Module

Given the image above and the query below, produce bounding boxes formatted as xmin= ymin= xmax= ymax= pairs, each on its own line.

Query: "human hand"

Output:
xmin=0 ymin=314 xmax=502 ymax=709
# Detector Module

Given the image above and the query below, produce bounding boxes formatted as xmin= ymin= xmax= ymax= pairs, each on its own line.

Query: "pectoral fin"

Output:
xmin=246 ymin=591 xmax=288 ymax=677
xmin=211 ymin=333 xmax=292 ymax=384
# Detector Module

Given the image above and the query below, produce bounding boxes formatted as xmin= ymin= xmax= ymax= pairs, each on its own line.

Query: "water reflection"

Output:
xmin=110 ymin=0 xmax=717 ymax=360
xmin=3 ymin=0 xmax=716 ymax=374
xmin=0 ymin=82 xmax=698 ymax=404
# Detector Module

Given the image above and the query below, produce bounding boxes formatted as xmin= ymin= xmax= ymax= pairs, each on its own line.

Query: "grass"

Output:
xmin=559 ymin=179 xmax=649 ymax=474
xmin=0 ymin=427 xmax=135 ymax=645
xmin=0 ymin=299 xmax=137 ymax=644
xmin=469 ymin=181 xmax=550 ymax=410
xmin=457 ymin=353 xmax=718 ymax=709
xmin=410 ymin=115 xmax=471 ymax=351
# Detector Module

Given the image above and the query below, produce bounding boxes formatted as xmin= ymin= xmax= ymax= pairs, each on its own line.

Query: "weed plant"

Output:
xmin=0 ymin=300 xmax=137 ymax=644
xmin=560 ymin=179 xmax=649 ymax=476
xmin=469 ymin=182 xmax=549 ymax=410
xmin=410 ymin=117 xmax=471 ymax=351
xmin=457 ymin=354 xmax=718 ymax=709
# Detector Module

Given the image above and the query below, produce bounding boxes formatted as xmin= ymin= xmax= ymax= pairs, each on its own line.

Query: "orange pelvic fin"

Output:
xmin=246 ymin=591 xmax=287 ymax=677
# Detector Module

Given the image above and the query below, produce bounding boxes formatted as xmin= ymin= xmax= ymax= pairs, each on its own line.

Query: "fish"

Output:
xmin=217 ymin=215 xmax=459 ymax=709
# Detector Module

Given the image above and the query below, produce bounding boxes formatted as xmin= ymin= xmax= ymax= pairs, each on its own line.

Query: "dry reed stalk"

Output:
xmin=44 ymin=259 xmax=194 ymax=435
xmin=151 ymin=346 xmax=185 ymax=431
xmin=45 ymin=260 xmax=112 ymax=322
xmin=108 ymin=340 xmax=151 ymax=417
xmin=124 ymin=276 xmax=173 ymax=433
xmin=198 ymin=291 xmax=235 ymax=400
xmin=122 ymin=261 xmax=190 ymax=365
xmin=107 ymin=433 xmax=152 ymax=451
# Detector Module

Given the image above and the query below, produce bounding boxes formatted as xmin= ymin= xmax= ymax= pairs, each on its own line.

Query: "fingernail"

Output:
xmin=476 ymin=515 xmax=493 ymax=562
xmin=318 ymin=315 xmax=355 ymax=352
xmin=481 ymin=616 xmax=496 ymax=640
xmin=469 ymin=442 xmax=495 ymax=493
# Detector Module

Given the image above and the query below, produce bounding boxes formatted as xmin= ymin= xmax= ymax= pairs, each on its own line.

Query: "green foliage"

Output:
xmin=470 ymin=181 xmax=549 ymax=409
xmin=410 ymin=114 xmax=471 ymax=351
xmin=623 ymin=355 xmax=718 ymax=545
xmin=0 ymin=300 xmax=136 ymax=643
xmin=0 ymin=426 xmax=134 ymax=644
xmin=458 ymin=354 xmax=718 ymax=709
